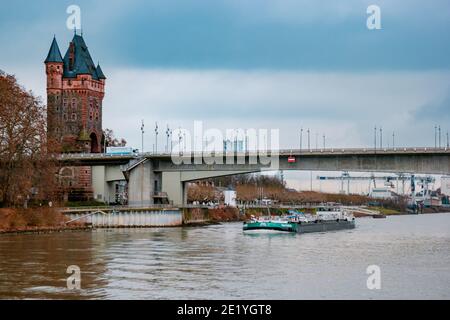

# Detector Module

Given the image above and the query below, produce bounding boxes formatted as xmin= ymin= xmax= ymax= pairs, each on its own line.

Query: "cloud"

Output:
xmin=99 ymin=68 xmax=450 ymax=150
xmin=2 ymin=0 xmax=450 ymax=71
xmin=415 ymin=90 xmax=450 ymax=122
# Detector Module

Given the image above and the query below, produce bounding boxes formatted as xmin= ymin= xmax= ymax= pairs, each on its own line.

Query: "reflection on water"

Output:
xmin=0 ymin=213 xmax=449 ymax=299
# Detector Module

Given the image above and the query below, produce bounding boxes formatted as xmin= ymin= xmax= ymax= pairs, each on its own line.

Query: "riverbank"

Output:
xmin=0 ymin=207 xmax=87 ymax=234
xmin=183 ymin=207 xmax=243 ymax=225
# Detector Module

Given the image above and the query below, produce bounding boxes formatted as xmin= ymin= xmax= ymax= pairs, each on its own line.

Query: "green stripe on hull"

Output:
xmin=243 ymin=221 xmax=297 ymax=233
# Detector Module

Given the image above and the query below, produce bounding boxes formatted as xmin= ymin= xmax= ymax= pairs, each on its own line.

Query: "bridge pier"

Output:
xmin=127 ymin=160 xmax=156 ymax=207
xmin=161 ymin=172 xmax=187 ymax=207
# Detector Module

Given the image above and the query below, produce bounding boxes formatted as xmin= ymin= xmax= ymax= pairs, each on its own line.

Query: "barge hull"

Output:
xmin=296 ymin=220 xmax=355 ymax=233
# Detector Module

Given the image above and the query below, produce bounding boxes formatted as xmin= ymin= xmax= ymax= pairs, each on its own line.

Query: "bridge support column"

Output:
xmin=161 ymin=172 xmax=186 ymax=207
xmin=127 ymin=160 xmax=155 ymax=207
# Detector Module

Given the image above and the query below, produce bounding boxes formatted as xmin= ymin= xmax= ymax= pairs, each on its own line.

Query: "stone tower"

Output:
xmin=45 ymin=33 xmax=106 ymax=201
xmin=45 ymin=33 xmax=106 ymax=153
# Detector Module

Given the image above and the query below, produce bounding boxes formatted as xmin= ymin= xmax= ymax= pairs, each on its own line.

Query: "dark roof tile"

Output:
xmin=44 ymin=36 xmax=63 ymax=63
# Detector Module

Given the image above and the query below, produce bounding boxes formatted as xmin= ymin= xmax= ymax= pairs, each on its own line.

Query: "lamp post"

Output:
xmin=392 ymin=131 xmax=395 ymax=149
xmin=166 ymin=125 xmax=170 ymax=153
xmin=140 ymin=120 xmax=145 ymax=153
xmin=300 ymin=127 xmax=303 ymax=151
xmin=307 ymin=129 xmax=310 ymax=151
xmin=154 ymin=122 xmax=159 ymax=153
xmin=439 ymin=125 xmax=441 ymax=148
xmin=380 ymin=127 xmax=383 ymax=149
xmin=374 ymin=126 xmax=377 ymax=151
xmin=447 ymin=130 xmax=449 ymax=148
xmin=178 ymin=127 xmax=182 ymax=155
xmin=435 ymin=125 xmax=437 ymax=148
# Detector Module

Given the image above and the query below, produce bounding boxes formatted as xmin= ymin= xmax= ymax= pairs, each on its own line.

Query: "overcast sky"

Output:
xmin=1 ymin=0 xmax=449 ymax=191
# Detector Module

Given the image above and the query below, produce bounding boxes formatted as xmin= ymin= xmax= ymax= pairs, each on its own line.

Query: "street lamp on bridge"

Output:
xmin=307 ymin=128 xmax=311 ymax=151
xmin=140 ymin=120 xmax=145 ymax=153
xmin=154 ymin=122 xmax=159 ymax=153
xmin=300 ymin=127 xmax=303 ymax=151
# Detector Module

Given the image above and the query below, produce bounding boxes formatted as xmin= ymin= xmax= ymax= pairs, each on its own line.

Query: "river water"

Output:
xmin=0 ymin=213 xmax=449 ymax=299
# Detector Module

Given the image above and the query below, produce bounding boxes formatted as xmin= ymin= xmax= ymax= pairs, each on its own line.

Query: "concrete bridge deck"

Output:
xmin=58 ymin=147 xmax=450 ymax=206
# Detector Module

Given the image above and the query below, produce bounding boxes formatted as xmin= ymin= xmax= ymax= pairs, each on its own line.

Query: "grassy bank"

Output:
xmin=0 ymin=207 xmax=87 ymax=234
xmin=367 ymin=206 xmax=403 ymax=215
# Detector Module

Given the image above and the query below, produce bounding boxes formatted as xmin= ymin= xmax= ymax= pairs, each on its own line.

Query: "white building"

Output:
xmin=370 ymin=187 xmax=396 ymax=199
xmin=441 ymin=176 xmax=450 ymax=196
xmin=223 ymin=189 xmax=237 ymax=207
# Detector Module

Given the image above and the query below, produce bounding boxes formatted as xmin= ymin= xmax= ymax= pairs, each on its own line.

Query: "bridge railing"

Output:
xmin=60 ymin=204 xmax=179 ymax=212
xmin=59 ymin=146 xmax=450 ymax=160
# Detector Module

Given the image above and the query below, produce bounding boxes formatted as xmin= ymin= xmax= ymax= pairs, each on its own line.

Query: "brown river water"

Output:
xmin=0 ymin=213 xmax=449 ymax=299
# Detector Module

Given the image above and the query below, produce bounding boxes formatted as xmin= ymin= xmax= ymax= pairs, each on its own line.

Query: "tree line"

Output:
xmin=0 ymin=70 xmax=125 ymax=207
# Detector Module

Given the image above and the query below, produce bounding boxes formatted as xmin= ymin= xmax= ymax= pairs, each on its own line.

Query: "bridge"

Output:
xmin=59 ymin=147 xmax=450 ymax=206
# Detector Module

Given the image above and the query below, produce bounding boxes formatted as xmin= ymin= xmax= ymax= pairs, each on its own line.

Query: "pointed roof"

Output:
xmin=63 ymin=34 xmax=104 ymax=80
xmin=96 ymin=63 xmax=106 ymax=79
xmin=44 ymin=36 xmax=63 ymax=63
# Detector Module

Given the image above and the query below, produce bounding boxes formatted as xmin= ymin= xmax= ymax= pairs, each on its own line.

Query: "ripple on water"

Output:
xmin=0 ymin=213 xmax=449 ymax=299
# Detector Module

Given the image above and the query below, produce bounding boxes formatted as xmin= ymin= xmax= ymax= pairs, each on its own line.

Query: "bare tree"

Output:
xmin=103 ymin=128 xmax=127 ymax=149
xmin=0 ymin=70 xmax=59 ymax=207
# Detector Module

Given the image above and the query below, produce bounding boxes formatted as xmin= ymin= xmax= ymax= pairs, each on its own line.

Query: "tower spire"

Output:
xmin=44 ymin=36 xmax=63 ymax=63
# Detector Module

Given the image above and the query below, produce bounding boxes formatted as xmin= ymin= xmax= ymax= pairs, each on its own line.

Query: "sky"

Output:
xmin=1 ymin=0 xmax=449 ymax=191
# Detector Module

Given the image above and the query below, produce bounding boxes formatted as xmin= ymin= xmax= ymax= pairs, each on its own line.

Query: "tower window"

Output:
xmin=71 ymin=113 xmax=77 ymax=121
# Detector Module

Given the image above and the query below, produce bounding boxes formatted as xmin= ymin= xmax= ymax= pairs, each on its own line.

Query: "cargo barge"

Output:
xmin=243 ymin=207 xmax=355 ymax=234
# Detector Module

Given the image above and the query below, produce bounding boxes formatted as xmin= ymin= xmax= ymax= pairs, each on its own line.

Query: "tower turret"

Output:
xmin=45 ymin=36 xmax=64 ymax=89
xmin=45 ymin=36 xmax=64 ymax=142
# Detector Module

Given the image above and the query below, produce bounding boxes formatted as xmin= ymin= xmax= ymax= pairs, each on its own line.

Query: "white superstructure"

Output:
xmin=441 ymin=176 xmax=450 ymax=196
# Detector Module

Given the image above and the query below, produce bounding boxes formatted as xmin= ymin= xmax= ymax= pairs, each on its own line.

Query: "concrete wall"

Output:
xmin=92 ymin=165 xmax=127 ymax=203
xmin=161 ymin=171 xmax=185 ymax=206
xmin=91 ymin=166 xmax=107 ymax=201
xmin=65 ymin=209 xmax=182 ymax=227
xmin=105 ymin=165 xmax=125 ymax=181
xmin=128 ymin=160 xmax=154 ymax=207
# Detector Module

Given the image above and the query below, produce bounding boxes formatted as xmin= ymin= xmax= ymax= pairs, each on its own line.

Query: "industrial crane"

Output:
xmin=316 ymin=172 xmax=434 ymax=196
